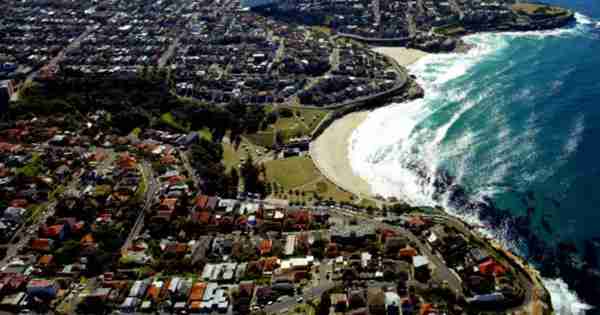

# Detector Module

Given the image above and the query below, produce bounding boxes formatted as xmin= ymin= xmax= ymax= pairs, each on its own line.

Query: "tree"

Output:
xmin=227 ymin=168 xmax=240 ymax=198
xmin=317 ymin=291 xmax=332 ymax=315
xmin=93 ymin=223 xmax=123 ymax=252
xmin=111 ymin=107 xmax=151 ymax=134
xmin=54 ymin=240 xmax=81 ymax=265
xmin=278 ymin=108 xmax=294 ymax=118
xmin=275 ymin=131 xmax=284 ymax=147
xmin=240 ymin=156 xmax=266 ymax=195
xmin=190 ymin=140 xmax=227 ymax=195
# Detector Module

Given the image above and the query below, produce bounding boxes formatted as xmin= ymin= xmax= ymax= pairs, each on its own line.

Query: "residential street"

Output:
xmin=121 ymin=161 xmax=158 ymax=253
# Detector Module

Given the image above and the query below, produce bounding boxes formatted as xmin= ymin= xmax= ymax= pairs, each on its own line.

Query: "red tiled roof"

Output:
xmin=192 ymin=211 xmax=211 ymax=225
xmin=10 ymin=199 xmax=28 ymax=208
xmin=408 ymin=216 xmax=426 ymax=227
xmin=239 ymin=282 xmax=255 ymax=297
xmin=38 ymin=255 xmax=53 ymax=266
xmin=189 ymin=282 xmax=207 ymax=302
xmin=420 ymin=303 xmax=435 ymax=315
xmin=43 ymin=224 xmax=65 ymax=238
xmin=160 ymin=198 xmax=178 ymax=210
xmin=479 ymin=258 xmax=506 ymax=276
xmin=288 ymin=210 xmax=312 ymax=223
xmin=31 ymin=238 xmax=51 ymax=251
xmin=259 ymin=240 xmax=272 ymax=256
xmin=81 ymin=233 xmax=95 ymax=246
xmin=195 ymin=195 xmax=209 ymax=209
xmin=160 ymin=154 xmax=177 ymax=165
xmin=399 ymin=246 xmax=417 ymax=258
xmin=147 ymin=285 xmax=161 ymax=301
xmin=262 ymin=257 xmax=279 ymax=271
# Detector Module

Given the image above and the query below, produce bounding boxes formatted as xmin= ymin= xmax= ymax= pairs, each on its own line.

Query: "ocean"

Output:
xmin=348 ymin=1 xmax=600 ymax=314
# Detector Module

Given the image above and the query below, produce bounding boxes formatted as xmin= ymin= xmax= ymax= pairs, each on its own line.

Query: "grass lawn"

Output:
xmin=434 ymin=25 xmax=466 ymax=36
xmin=223 ymin=141 xmax=241 ymax=170
xmin=160 ymin=112 xmax=188 ymax=132
xmin=311 ymin=26 xmax=332 ymax=36
xmin=245 ymin=106 xmax=329 ymax=146
xmin=359 ymin=198 xmax=378 ymax=209
xmin=291 ymin=303 xmax=316 ymax=315
xmin=264 ymin=156 xmax=321 ymax=189
xmin=198 ymin=127 xmax=213 ymax=141
xmin=244 ymin=131 xmax=276 ymax=148
xmin=512 ymin=3 xmax=568 ymax=16
xmin=303 ymin=178 xmax=355 ymax=204
xmin=223 ymin=137 xmax=269 ymax=170
xmin=130 ymin=127 xmax=141 ymax=137
xmin=134 ymin=164 xmax=148 ymax=202
xmin=294 ymin=107 xmax=328 ymax=131
xmin=266 ymin=158 xmax=355 ymax=205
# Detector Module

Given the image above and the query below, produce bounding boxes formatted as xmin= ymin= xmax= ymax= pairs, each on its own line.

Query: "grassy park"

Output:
xmin=263 ymin=157 xmax=355 ymax=205
xmin=244 ymin=105 xmax=329 ymax=148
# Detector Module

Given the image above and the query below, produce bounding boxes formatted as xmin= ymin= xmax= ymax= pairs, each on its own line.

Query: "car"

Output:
xmin=267 ymin=301 xmax=274 ymax=305
xmin=296 ymin=297 xmax=303 ymax=303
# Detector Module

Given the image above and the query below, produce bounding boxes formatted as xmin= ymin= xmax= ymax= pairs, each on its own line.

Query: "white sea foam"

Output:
xmin=349 ymin=33 xmax=512 ymax=202
xmin=562 ymin=114 xmax=585 ymax=159
xmin=348 ymin=15 xmax=592 ymax=313
xmin=574 ymin=12 xmax=594 ymax=25
xmin=497 ymin=12 xmax=595 ymax=39
xmin=543 ymin=278 xmax=593 ymax=315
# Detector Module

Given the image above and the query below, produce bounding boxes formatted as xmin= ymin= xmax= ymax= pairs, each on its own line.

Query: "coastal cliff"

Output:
xmin=338 ymin=3 xmax=576 ymax=53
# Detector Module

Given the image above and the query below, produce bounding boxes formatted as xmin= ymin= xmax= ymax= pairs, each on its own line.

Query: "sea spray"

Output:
xmin=349 ymin=15 xmax=596 ymax=313
xmin=543 ymin=278 xmax=593 ymax=315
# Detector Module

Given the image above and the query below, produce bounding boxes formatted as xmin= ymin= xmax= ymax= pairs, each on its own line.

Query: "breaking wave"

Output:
xmin=349 ymin=14 xmax=595 ymax=314
xmin=543 ymin=278 xmax=593 ymax=315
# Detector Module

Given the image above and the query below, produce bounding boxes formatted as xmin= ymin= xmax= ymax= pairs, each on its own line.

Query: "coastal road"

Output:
xmin=328 ymin=208 xmax=464 ymax=296
xmin=380 ymin=222 xmax=464 ymax=295
xmin=422 ymin=214 xmax=536 ymax=312
xmin=330 ymin=207 xmax=538 ymax=312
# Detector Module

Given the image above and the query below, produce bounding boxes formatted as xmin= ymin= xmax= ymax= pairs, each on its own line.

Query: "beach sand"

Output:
xmin=310 ymin=47 xmax=427 ymax=199
xmin=372 ymin=46 xmax=428 ymax=66
xmin=310 ymin=112 xmax=372 ymax=198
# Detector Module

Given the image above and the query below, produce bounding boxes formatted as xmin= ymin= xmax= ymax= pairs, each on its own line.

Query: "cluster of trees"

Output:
xmin=190 ymin=139 xmax=238 ymax=197
xmin=240 ymin=156 xmax=266 ymax=196
xmin=6 ymin=70 xmax=284 ymax=143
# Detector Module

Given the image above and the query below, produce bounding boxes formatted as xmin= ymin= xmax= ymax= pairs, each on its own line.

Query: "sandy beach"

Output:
xmin=310 ymin=47 xmax=427 ymax=200
xmin=372 ymin=46 xmax=428 ymax=66
xmin=310 ymin=112 xmax=372 ymax=198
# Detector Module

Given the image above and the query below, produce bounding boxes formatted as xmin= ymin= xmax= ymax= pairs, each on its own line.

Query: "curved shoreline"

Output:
xmin=309 ymin=18 xmax=597 ymax=313
xmin=310 ymin=47 xmax=428 ymax=201
xmin=310 ymin=111 xmax=372 ymax=199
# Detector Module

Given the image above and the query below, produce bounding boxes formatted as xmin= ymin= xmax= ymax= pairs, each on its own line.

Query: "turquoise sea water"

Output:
xmin=349 ymin=2 xmax=600 ymax=314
